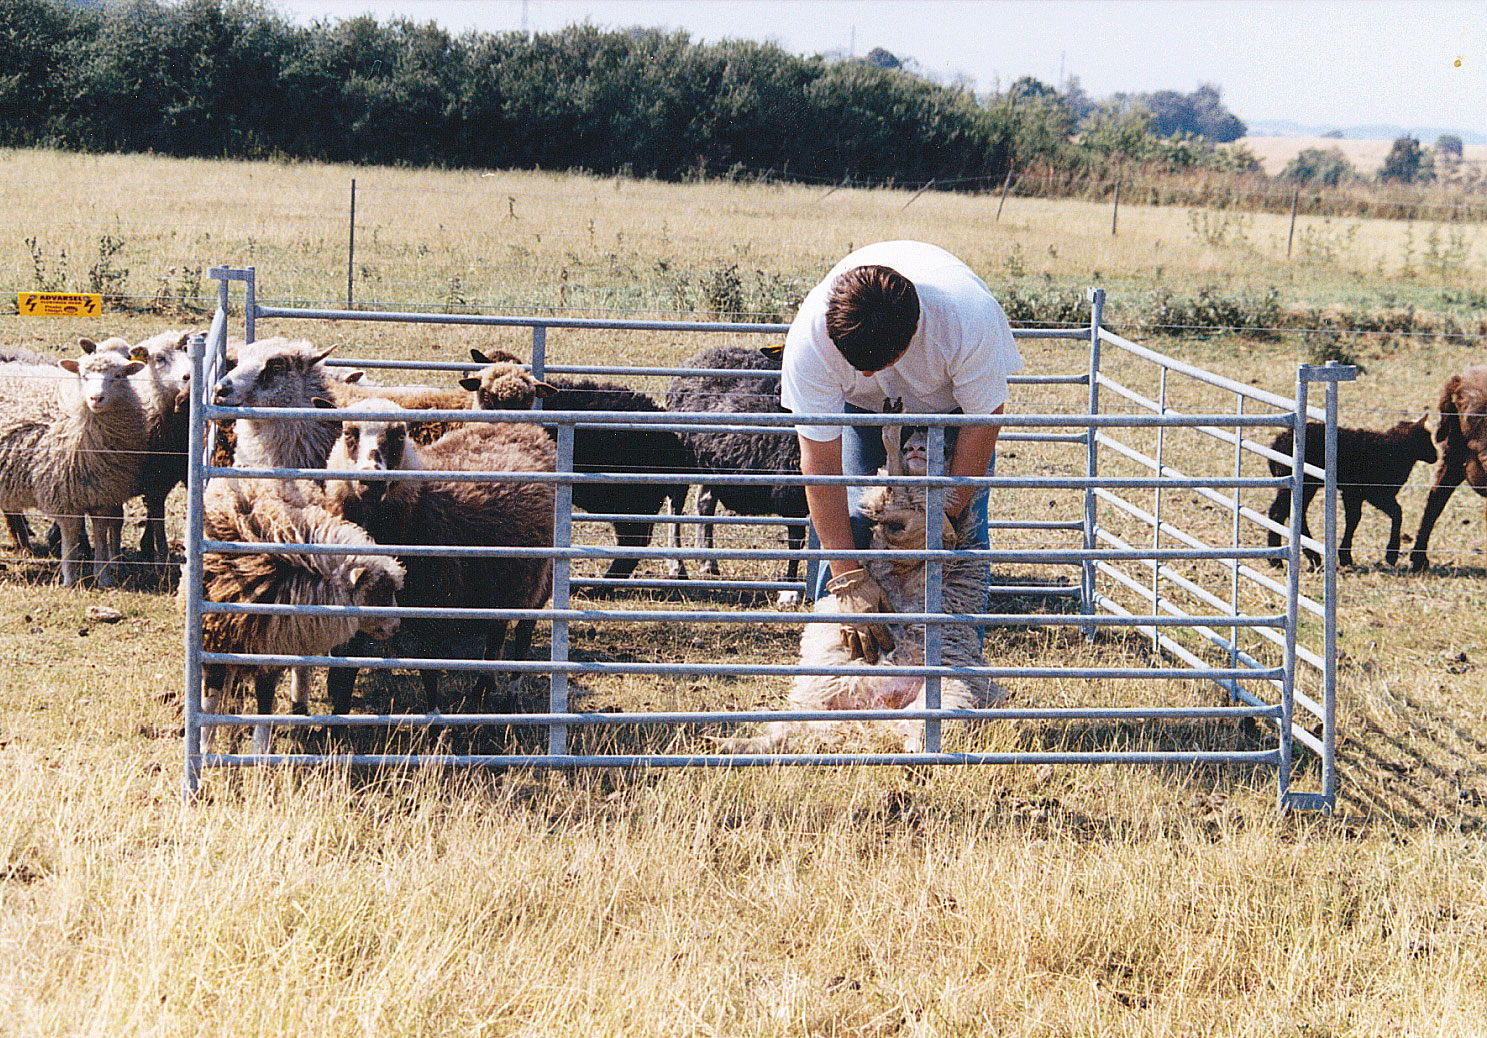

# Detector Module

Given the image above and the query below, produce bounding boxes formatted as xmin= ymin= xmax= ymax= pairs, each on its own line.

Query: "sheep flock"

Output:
xmin=2 ymin=329 xmax=1482 ymax=754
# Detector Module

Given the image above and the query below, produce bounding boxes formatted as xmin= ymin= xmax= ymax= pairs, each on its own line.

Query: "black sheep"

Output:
xmin=664 ymin=345 xmax=809 ymax=594
xmin=1266 ymin=416 xmax=1436 ymax=568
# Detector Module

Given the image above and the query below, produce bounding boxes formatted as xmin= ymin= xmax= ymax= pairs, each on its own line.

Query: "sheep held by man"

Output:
xmin=1412 ymin=366 xmax=1487 ymax=571
xmin=187 ymin=477 xmax=404 ymax=751
xmin=664 ymin=344 xmax=811 ymax=599
xmin=0 ymin=346 xmax=150 ymax=586
xmin=321 ymin=399 xmax=556 ymax=715
xmin=467 ymin=347 xmax=688 ymax=581
xmin=722 ymin=419 xmax=996 ymax=755
xmin=1266 ymin=416 xmax=1436 ymax=569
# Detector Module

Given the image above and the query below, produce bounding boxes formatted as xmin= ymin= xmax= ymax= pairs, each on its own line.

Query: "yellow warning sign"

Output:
xmin=17 ymin=292 xmax=103 ymax=317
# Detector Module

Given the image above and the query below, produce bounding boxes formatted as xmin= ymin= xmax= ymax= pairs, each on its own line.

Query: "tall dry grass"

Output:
xmin=1 ymin=147 xmax=1486 ymax=1034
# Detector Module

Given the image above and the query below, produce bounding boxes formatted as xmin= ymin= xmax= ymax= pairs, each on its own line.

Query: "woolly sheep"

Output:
xmin=1412 ymin=366 xmax=1487 ymax=571
xmin=187 ymin=477 xmax=404 ymax=752
xmin=321 ymin=399 xmax=556 ymax=714
xmin=467 ymin=347 xmax=688 ymax=582
xmin=664 ymin=344 xmax=810 ymax=599
xmin=0 ymin=346 xmax=150 ymax=586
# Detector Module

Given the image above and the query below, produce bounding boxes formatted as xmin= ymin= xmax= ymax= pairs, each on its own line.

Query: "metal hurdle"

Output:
xmin=183 ymin=268 xmax=1350 ymax=812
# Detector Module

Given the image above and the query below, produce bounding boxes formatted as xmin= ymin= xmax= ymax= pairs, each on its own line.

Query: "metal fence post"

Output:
xmin=244 ymin=266 xmax=257 ymax=344
xmin=1083 ymin=288 xmax=1105 ymax=633
xmin=1279 ymin=369 xmax=1309 ymax=809
xmin=549 ymin=422 xmax=574 ymax=755
xmin=924 ymin=424 xmax=947 ymax=753
xmin=182 ymin=331 xmax=208 ymax=797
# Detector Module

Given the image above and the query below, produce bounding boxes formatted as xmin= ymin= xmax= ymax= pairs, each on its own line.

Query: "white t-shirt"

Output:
xmin=781 ymin=241 xmax=1025 ymax=441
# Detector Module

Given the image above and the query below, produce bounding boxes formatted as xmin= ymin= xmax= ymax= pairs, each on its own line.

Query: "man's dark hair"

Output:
xmin=825 ymin=265 xmax=920 ymax=372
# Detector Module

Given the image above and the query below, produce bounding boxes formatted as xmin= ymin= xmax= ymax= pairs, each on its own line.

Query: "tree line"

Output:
xmin=1 ymin=0 xmax=1265 ymax=188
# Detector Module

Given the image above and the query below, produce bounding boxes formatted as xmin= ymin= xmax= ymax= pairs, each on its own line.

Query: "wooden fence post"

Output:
xmin=1111 ymin=176 xmax=1121 ymax=236
xmin=1287 ymin=187 xmax=1299 ymax=259
xmin=996 ymin=166 xmax=1014 ymax=222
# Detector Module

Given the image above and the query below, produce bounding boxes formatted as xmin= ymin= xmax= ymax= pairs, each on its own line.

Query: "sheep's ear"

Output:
xmin=173 ymin=332 xmax=191 ymax=348
xmin=534 ymin=380 xmax=558 ymax=399
xmin=458 ymin=376 xmax=482 ymax=392
xmin=342 ymin=369 xmax=365 ymax=383
xmin=123 ymin=360 xmax=146 ymax=376
xmin=470 ymin=348 xmax=491 ymax=363
xmin=60 ymin=359 xmax=80 ymax=373
xmin=348 ymin=565 xmax=368 ymax=588
xmin=311 ymin=397 xmax=338 ymax=409
xmin=78 ymin=338 xmax=98 ymax=354
xmin=129 ymin=345 xmax=149 ymax=362
xmin=310 ymin=344 xmax=338 ymax=365
xmin=759 ymin=343 xmax=785 ymax=362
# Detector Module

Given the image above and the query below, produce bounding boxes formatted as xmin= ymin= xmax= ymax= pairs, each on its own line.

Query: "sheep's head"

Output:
xmin=127 ymin=330 xmax=194 ymax=401
xmin=322 ymin=399 xmax=418 ymax=507
xmin=61 ymin=351 xmax=145 ymax=414
xmin=896 ymin=425 xmax=961 ymax=477
xmin=861 ymin=485 xmax=958 ymax=558
xmin=1391 ymin=414 xmax=1439 ymax=466
xmin=213 ymin=337 xmax=335 ymax=408
xmin=348 ymin=556 xmax=405 ymax=642
xmin=460 ymin=349 xmax=556 ymax=410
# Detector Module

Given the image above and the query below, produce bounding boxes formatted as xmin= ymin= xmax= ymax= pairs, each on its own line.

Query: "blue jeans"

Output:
xmin=812 ymin=405 xmax=993 ymax=615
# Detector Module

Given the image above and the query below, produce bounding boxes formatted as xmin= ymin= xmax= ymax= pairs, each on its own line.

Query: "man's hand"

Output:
xmin=826 ymin=568 xmax=895 ymax=663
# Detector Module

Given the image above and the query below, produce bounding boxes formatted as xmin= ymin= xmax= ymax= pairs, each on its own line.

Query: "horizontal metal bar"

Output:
xmin=1099 ymin=327 xmax=1309 ymax=415
xmin=200 ymin=651 xmax=1285 ymax=681
xmin=203 ymin=748 xmax=1283 ymax=768
xmin=199 ymin=703 xmax=1281 ymax=727
xmin=209 ymin=463 xmax=1291 ymax=492
xmin=200 ymin=600 xmax=1288 ymax=627
xmin=206 ymin=402 xmax=1292 ymax=431
xmin=199 ymin=537 xmax=1283 ymax=564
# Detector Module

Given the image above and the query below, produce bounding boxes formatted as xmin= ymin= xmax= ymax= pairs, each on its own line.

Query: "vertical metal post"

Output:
xmin=1321 ymin=365 xmax=1341 ymax=807
xmin=1229 ymin=394 xmax=1245 ymax=698
xmin=1279 ymin=369 xmax=1309 ymax=809
xmin=1082 ymin=288 xmax=1105 ymax=632
xmin=531 ymin=325 xmax=547 ymax=382
xmin=347 ymin=178 xmax=356 ymax=309
xmin=182 ymin=332 xmax=208 ymax=797
xmin=924 ymin=424 xmax=946 ymax=754
xmin=244 ymin=266 xmax=257 ymax=345
xmin=549 ymin=422 xmax=574 ymax=756
xmin=1150 ymin=369 xmax=1168 ymax=654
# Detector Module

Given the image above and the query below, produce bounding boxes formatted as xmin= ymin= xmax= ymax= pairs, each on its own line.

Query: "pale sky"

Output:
xmin=272 ymin=0 xmax=1487 ymax=137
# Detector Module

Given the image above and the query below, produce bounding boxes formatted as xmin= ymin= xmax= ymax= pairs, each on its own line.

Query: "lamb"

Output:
xmin=664 ymin=344 xmax=810 ymax=600
xmin=1412 ymin=366 xmax=1487 ymax=571
xmin=187 ymin=476 xmax=404 ymax=751
xmin=321 ymin=399 xmax=556 ymax=715
xmin=467 ymin=347 xmax=689 ymax=581
xmin=722 ymin=419 xmax=996 ymax=754
xmin=0 ymin=345 xmax=150 ymax=586
xmin=1265 ymin=416 xmax=1436 ymax=568
xmin=109 ymin=330 xmax=195 ymax=564
xmin=0 ymin=349 xmax=67 ymax=555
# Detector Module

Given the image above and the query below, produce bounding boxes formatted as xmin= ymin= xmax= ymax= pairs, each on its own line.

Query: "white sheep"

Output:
xmin=723 ymin=420 xmax=997 ymax=754
xmin=187 ymin=476 xmax=405 ymax=752
xmin=211 ymin=337 xmax=342 ymax=471
xmin=0 ymin=346 xmax=150 ymax=586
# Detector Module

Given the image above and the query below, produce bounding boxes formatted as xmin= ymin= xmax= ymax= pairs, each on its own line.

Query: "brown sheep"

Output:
xmin=1265 ymin=417 xmax=1435 ymax=568
xmin=1413 ymin=366 xmax=1487 ymax=571
xmin=187 ymin=477 xmax=405 ymax=752
xmin=321 ymin=400 xmax=556 ymax=715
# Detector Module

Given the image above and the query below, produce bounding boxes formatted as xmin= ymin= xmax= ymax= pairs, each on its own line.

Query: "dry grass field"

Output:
xmin=2 ymin=148 xmax=1487 ymax=1035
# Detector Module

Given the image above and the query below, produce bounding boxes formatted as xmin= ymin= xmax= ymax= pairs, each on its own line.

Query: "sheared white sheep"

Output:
xmin=723 ymin=418 xmax=997 ymax=753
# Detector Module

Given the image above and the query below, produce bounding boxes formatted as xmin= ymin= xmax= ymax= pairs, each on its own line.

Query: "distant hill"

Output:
xmin=1247 ymin=119 xmax=1487 ymax=146
xmin=1239 ymin=134 xmax=1487 ymax=176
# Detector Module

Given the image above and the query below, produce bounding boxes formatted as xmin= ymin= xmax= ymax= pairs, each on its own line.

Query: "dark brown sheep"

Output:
xmin=1412 ymin=366 xmax=1487 ymax=571
xmin=1266 ymin=416 xmax=1435 ymax=568
xmin=321 ymin=400 xmax=555 ymax=714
